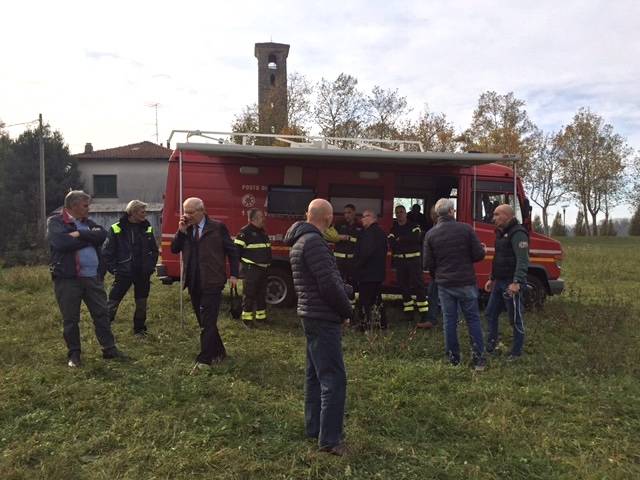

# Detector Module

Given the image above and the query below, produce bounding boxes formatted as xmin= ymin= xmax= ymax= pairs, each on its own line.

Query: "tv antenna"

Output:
xmin=147 ymin=102 xmax=160 ymax=144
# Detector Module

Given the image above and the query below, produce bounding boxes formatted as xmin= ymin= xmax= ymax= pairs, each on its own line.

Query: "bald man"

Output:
xmin=171 ymin=197 xmax=239 ymax=374
xmin=285 ymin=198 xmax=353 ymax=456
xmin=484 ymin=204 xmax=529 ymax=360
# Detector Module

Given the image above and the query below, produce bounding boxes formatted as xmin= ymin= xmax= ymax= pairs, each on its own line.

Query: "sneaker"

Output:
xmin=319 ymin=443 xmax=347 ymax=456
xmin=189 ymin=362 xmax=210 ymax=375
xmin=102 ymin=347 xmax=129 ymax=361
xmin=67 ymin=352 xmax=81 ymax=368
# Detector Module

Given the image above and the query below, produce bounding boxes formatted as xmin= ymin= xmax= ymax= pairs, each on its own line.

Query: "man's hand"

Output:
xmin=68 ymin=231 xmax=80 ymax=238
xmin=508 ymin=282 xmax=521 ymax=295
xmin=178 ymin=215 xmax=188 ymax=234
xmin=484 ymin=279 xmax=494 ymax=292
xmin=229 ymin=276 xmax=238 ymax=288
xmin=342 ymin=318 xmax=351 ymax=329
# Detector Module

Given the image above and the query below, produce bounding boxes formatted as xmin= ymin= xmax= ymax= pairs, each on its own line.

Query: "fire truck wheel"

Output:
xmin=524 ymin=273 xmax=546 ymax=311
xmin=266 ymin=266 xmax=295 ymax=307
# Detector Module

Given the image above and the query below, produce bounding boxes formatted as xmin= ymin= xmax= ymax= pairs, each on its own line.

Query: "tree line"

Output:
xmin=232 ymin=73 xmax=640 ymax=236
xmin=0 ymin=122 xmax=80 ymax=265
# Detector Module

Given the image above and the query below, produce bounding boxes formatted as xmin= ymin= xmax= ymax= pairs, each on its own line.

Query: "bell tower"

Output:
xmin=254 ymin=42 xmax=290 ymax=137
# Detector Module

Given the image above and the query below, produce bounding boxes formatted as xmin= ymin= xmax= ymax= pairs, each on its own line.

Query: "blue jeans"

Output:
xmin=485 ymin=279 xmax=525 ymax=356
xmin=438 ymin=285 xmax=485 ymax=365
xmin=301 ymin=317 xmax=346 ymax=449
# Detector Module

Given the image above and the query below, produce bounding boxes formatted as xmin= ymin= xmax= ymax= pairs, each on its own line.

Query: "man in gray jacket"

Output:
xmin=285 ymin=199 xmax=352 ymax=456
xmin=423 ymin=198 xmax=486 ymax=370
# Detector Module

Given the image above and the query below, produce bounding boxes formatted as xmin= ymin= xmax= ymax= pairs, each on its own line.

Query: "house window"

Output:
xmin=267 ymin=186 xmax=315 ymax=216
xmin=93 ymin=175 xmax=117 ymax=198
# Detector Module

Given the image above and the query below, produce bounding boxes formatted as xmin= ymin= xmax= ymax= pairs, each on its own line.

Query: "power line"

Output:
xmin=4 ymin=119 xmax=38 ymax=128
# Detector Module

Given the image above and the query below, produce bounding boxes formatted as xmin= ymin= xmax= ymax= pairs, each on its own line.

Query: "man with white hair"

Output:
xmin=47 ymin=190 xmax=127 ymax=367
xmin=171 ymin=197 xmax=239 ymax=374
xmin=284 ymin=198 xmax=353 ymax=456
xmin=423 ymin=198 xmax=487 ymax=370
xmin=103 ymin=200 xmax=159 ymax=337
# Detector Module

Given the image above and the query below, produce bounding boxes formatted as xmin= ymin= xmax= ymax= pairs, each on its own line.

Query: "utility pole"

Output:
xmin=148 ymin=102 xmax=159 ymax=144
xmin=39 ymin=113 xmax=46 ymax=240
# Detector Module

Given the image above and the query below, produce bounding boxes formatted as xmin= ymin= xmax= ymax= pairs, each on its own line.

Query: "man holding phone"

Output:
xmin=171 ymin=197 xmax=239 ymax=374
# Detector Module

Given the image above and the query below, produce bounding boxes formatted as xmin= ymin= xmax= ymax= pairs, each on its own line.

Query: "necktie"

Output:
xmin=194 ymin=224 xmax=200 ymax=241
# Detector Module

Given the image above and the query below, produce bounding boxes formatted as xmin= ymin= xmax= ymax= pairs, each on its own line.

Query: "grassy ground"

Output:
xmin=1 ymin=237 xmax=639 ymax=479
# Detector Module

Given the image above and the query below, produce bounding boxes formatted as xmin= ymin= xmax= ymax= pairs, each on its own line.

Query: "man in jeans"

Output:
xmin=423 ymin=198 xmax=486 ymax=369
xmin=285 ymin=199 xmax=353 ymax=456
xmin=47 ymin=190 xmax=127 ymax=367
xmin=484 ymin=204 xmax=529 ymax=360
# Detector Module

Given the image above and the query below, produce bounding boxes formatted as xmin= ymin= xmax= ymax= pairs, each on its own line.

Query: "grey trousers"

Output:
xmin=54 ymin=277 xmax=116 ymax=356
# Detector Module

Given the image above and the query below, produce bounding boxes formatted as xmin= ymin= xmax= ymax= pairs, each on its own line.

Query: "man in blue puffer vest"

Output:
xmin=285 ymin=199 xmax=353 ymax=456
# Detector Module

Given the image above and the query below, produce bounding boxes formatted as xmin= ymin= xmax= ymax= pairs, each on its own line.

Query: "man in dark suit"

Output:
xmin=171 ymin=197 xmax=239 ymax=375
xmin=353 ymin=209 xmax=388 ymax=330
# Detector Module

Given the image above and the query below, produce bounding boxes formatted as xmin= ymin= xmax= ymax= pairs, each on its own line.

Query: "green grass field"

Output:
xmin=1 ymin=237 xmax=639 ymax=479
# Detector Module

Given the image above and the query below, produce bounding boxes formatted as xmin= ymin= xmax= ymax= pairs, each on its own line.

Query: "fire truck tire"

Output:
xmin=266 ymin=266 xmax=296 ymax=308
xmin=524 ymin=273 xmax=546 ymax=311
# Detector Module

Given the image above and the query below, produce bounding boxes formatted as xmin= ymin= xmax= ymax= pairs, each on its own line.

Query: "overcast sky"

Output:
xmin=2 ymin=0 xmax=638 ymax=220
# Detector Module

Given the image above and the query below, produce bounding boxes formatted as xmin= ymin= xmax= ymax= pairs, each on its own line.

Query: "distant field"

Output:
xmin=1 ymin=237 xmax=639 ymax=479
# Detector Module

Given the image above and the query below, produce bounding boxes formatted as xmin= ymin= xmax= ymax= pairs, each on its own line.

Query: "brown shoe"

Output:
xmin=319 ymin=443 xmax=347 ymax=456
xmin=416 ymin=321 xmax=434 ymax=329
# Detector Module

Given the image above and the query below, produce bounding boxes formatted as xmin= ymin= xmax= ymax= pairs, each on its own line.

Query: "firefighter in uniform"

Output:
xmin=484 ymin=204 xmax=529 ymax=359
xmin=333 ymin=204 xmax=361 ymax=286
xmin=388 ymin=205 xmax=429 ymax=324
xmin=234 ymin=208 xmax=272 ymax=327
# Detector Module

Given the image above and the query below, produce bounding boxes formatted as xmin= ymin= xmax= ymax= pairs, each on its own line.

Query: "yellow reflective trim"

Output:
xmin=418 ymin=307 xmax=429 ymax=312
xmin=416 ymin=301 xmax=428 ymax=307
xmin=111 ymin=222 xmax=122 ymax=234
xmin=412 ymin=227 xmax=421 ymax=233
xmin=255 ymin=310 xmax=266 ymax=319
xmin=146 ymin=226 xmax=153 ymax=234
xmin=403 ymin=306 xmax=415 ymax=312
xmin=393 ymin=252 xmax=420 ymax=259
xmin=241 ymin=257 xmax=270 ymax=268
xmin=241 ymin=311 xmax=254 ymax=320
xmin=334 ymin=252 xmax=354 ymax=259
xmin=349 ymin=236 xmax=357 ymax=243
xmin=246 ymin=243 xmax=271 ymax=249
xmin=234 ymin=239 xmax=246 ymax=247
xmin=387 ymin=233 xmax=396 ymax=239
xmin=403 ymin=300 xmax=415 ymax=306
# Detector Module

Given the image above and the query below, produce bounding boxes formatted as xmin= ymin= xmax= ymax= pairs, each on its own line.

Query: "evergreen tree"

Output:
xmin=532 ymin=215 xmax=544 ymax=233
xmin=630 ymin=205 xmax=640 ymax=236
xmin=574 ymin=210 xmax=587 ymax=236
xmin=550 ymin=211 xmax=566 ymax=236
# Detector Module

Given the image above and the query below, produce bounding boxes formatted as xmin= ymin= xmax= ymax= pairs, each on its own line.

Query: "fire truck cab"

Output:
xmin=157 ymin=131 xmax=564 ymax=309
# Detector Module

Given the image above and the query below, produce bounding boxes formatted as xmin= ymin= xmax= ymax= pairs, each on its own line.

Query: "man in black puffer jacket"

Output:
xmin=423 ymin=198 xmax=486 ymax=370
xmin=102 ymin=200 xmax=158 ymax=336
xmin=284 ymin=199 xmax=352 ymax=456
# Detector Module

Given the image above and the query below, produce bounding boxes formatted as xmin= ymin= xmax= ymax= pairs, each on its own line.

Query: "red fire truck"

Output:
xmin=157 ymin=131 xmax=564 ymax=308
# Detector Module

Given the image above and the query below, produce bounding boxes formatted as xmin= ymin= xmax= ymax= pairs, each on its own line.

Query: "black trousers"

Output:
xmin=242 ymin=264 xmax=268 ymax=320
xmin=336 ymin=257 xmax=355 ymax=286
xmin=358 ymin=281 xmax=383 ymax=327
xmin=54 ymin=277 xmax=116 ymax=357
xmin=189 ymin=285 xmax=225 ymax=364
xmin=108 ymin=273 xmax=151 ymax=333
xmin=395 ymin=258 xmax=427 ymax=315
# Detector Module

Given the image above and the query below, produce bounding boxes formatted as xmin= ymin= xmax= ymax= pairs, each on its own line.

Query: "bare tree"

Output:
xmin=556 ymin=108 xmax=630 ymax=236
xmin=364 ymin=86 xmax=409 ymax=140
xmin=287 ymin=72 xmax=313 ymax=135
xmin=313 ymin=73 xmax=369 ymax=144
xmin=627 ymin=153 xmax=640 ymax=208
xmin=462 ymin=91 xmax=539 ymax=175
xmin=524 ymin=132 xmax=566 ymax=234
xmin=398 ymin=106 xmax=459 ymax=152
